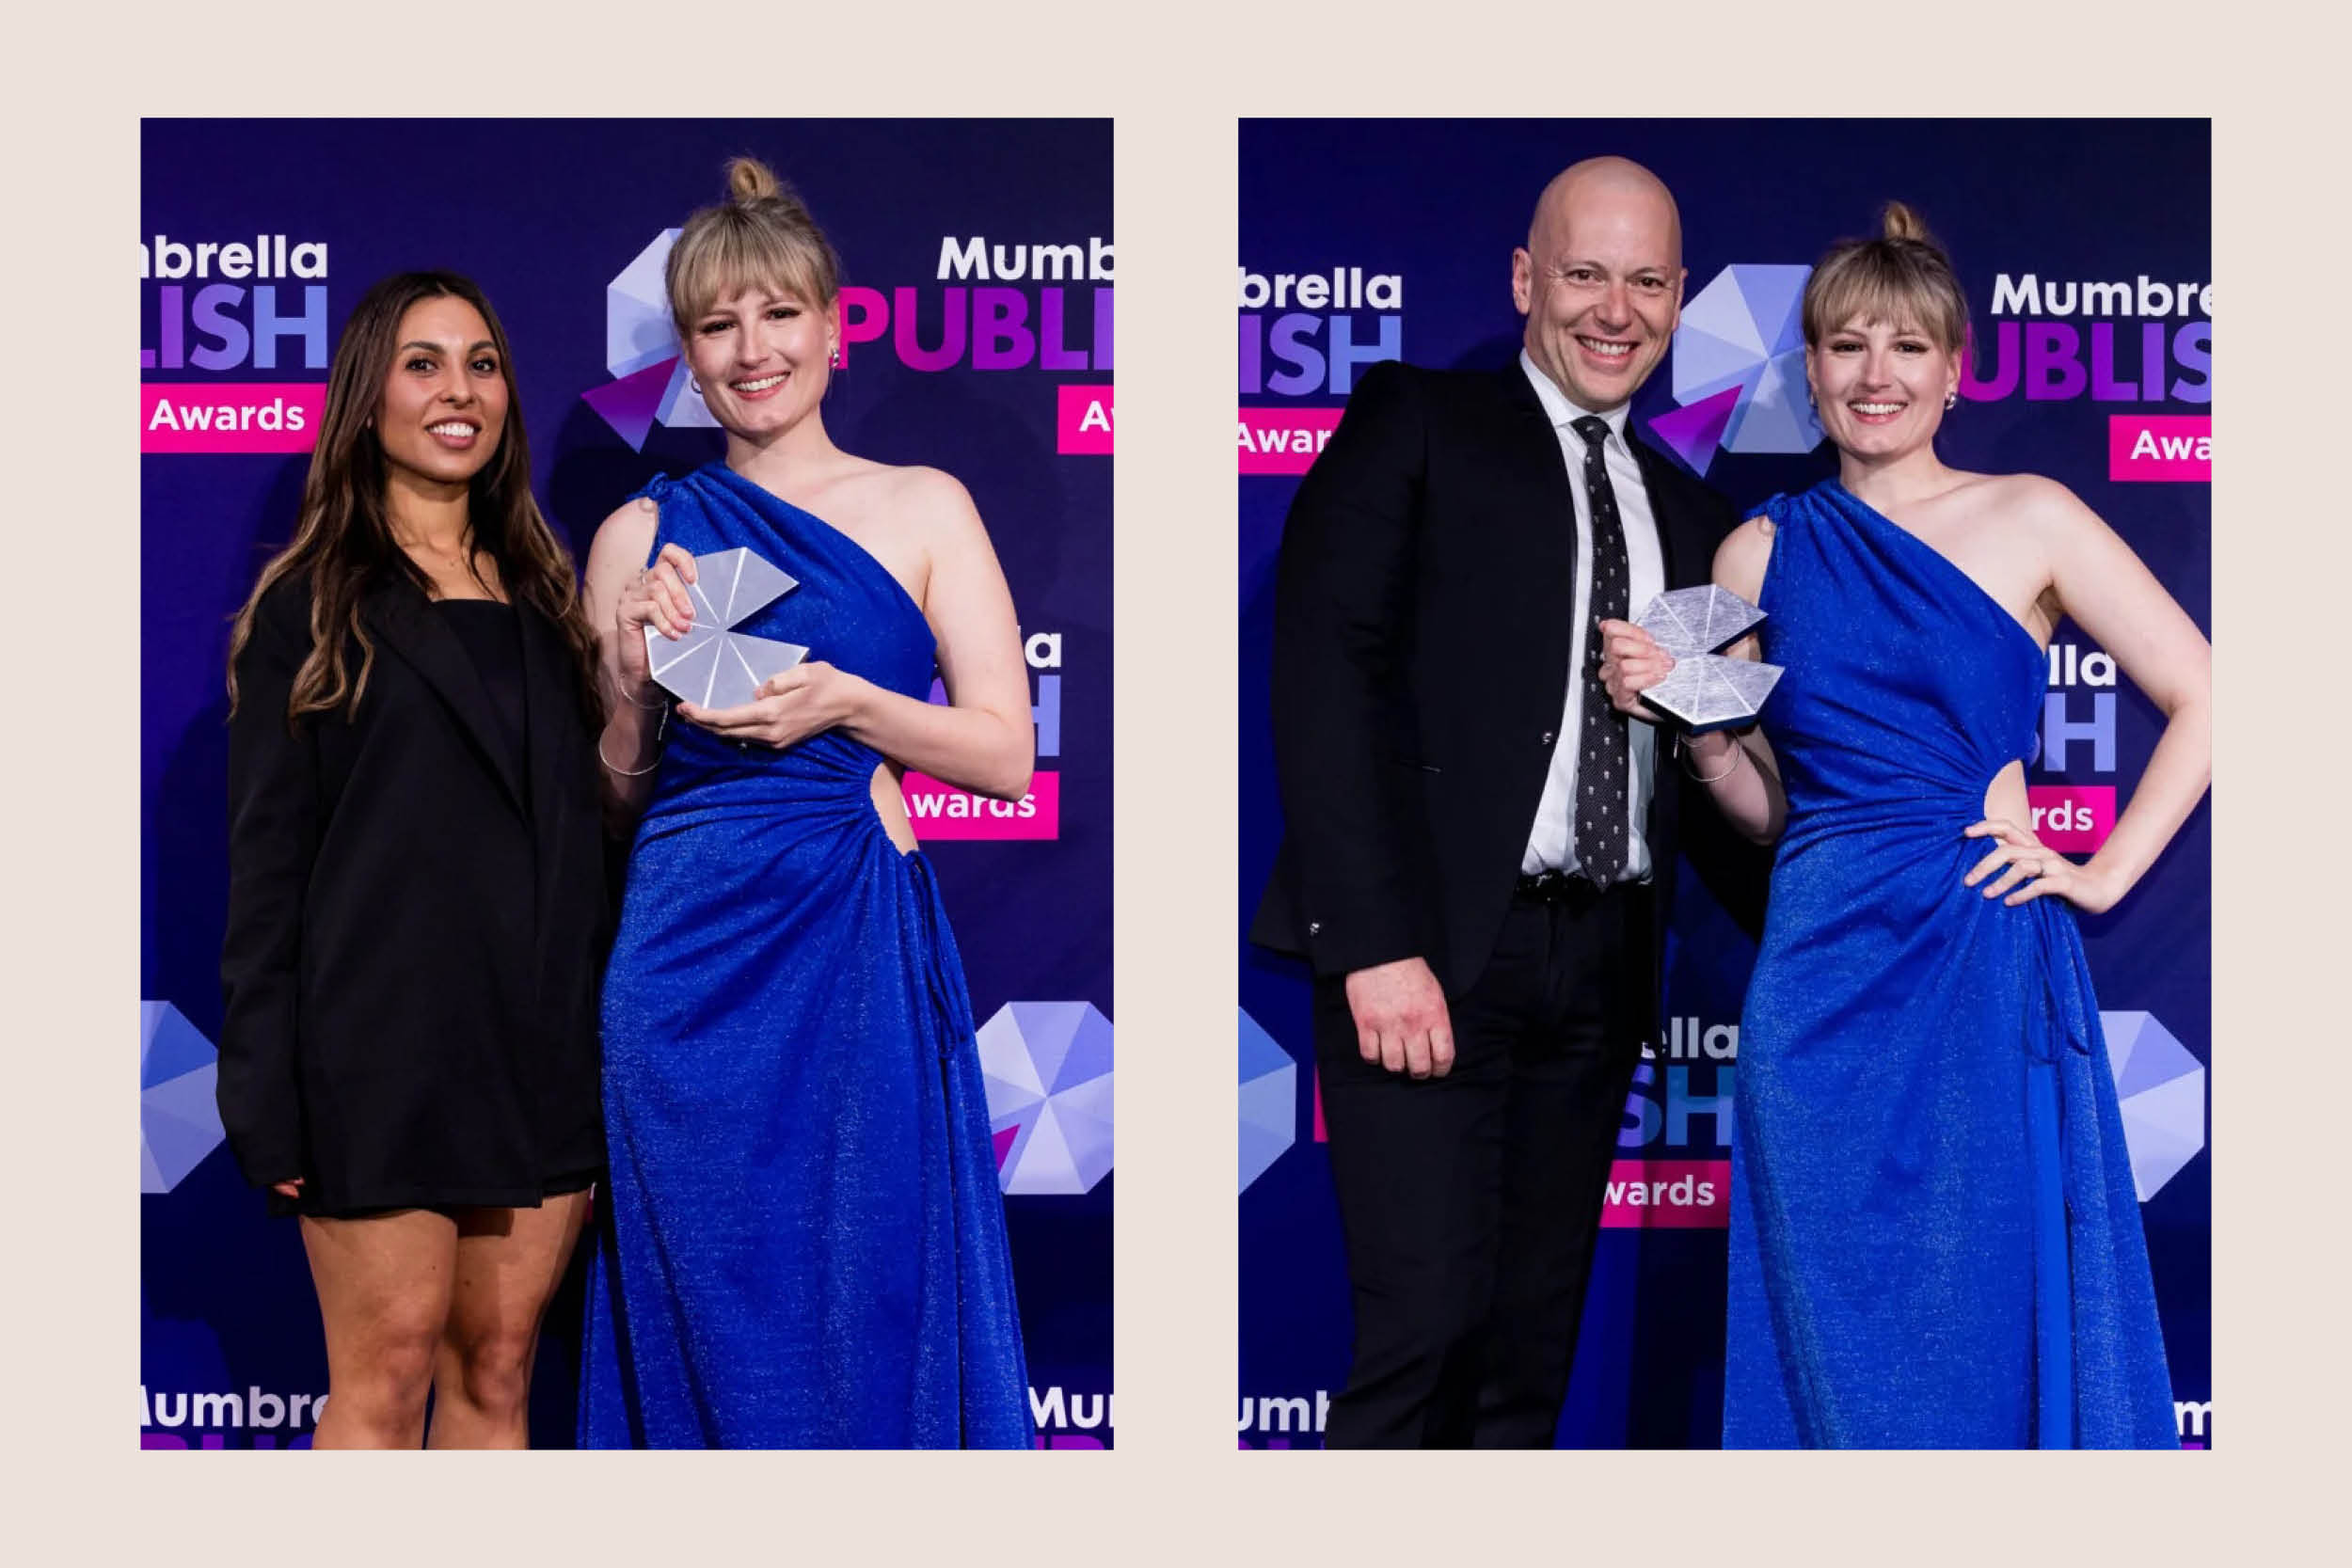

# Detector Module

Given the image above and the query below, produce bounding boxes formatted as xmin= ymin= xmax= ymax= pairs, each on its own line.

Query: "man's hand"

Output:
xmin=1343 ymin=956 xmax=1454 ymax=1079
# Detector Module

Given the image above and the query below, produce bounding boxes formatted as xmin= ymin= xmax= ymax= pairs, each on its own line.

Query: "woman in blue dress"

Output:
xmin=1602 ymin=204 xmax=2209 ymax=1447
xmin=575 ymin=157 xmax=1034 ymax=1447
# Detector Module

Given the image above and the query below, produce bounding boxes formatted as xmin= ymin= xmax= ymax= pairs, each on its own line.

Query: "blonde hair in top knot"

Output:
xmin=666 ymin=154 xmax=843 ymax=334
xmin=1879 ymin=199 xmax=1930 ymax=245
xmin=726 ymin=155 xmax=783 ymax=206
xmin=1799 ymin=198 xmax=1969 ymax=356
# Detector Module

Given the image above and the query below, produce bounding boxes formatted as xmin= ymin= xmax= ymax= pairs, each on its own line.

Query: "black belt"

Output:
xmin=1513 ymin=868 xmax=1640 ymax=904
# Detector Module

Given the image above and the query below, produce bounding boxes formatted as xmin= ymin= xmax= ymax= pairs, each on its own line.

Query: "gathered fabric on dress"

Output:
xmin=1724 ymin=479 xmax=2176 ymax=1449
xmin=579 ymin=463 xmax=1031 ymax=1449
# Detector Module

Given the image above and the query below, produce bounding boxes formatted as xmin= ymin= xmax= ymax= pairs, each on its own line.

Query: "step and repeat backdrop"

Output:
xmin=139 ymin=119 xmax=1114 ymax=1449
xmin=1237 ymin=119 xmax=2211 ymax=1449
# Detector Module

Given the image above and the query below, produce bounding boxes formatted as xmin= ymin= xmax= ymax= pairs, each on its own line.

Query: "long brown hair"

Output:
xmin=226 ymin=270 xmax=602 ymax=729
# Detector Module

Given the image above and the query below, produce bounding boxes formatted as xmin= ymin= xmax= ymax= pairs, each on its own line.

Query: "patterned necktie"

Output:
xmin=1570 ymin=414 xmax=1628 ymax=887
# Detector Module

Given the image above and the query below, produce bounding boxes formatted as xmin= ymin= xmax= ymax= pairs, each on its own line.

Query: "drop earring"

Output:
xmin=829 ymin=344 xmax=841 ymax=371
xmin=1945 ymin=389 xmax=1958 ymax=410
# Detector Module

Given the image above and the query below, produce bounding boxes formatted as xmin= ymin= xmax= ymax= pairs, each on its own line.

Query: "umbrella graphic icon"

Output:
xmin=1238 ymin=1008 xmax=1296 ymax=1194
xmin=141 ymin=1002 xmax=224 ymax=1194
xmin=582 ymin=229 xmax=723 ymax=451
xmin=1648 ymin=263 xmax=1826 ymax=476
xmin=2100 ymin=1010 xmax=2206 ymax=1200
xmin=977 ymin=1002 xmax=1114 ymax=1196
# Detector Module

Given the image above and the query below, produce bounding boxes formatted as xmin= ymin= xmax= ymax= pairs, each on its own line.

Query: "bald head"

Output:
xmin=1527 ymin=156 xmax=1682 ymax=266
xmin=1511 ymin=155 xmax=1687 ymax=412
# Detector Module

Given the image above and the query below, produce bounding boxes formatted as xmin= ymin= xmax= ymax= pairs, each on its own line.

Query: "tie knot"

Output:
xmin=1570 ymin=415 xmax=1611 ymax=451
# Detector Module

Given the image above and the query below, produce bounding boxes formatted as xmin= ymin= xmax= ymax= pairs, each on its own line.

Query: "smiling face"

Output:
xmin=1512 ymin=160 xmax=1685 ymax=413
xmin=373 ymin=295 xmax=509 ymax=491
xmin=681 ymin=282 xmax=838 ymax=443
xmin=1806 ymin=311 xmax=1961 ymax=462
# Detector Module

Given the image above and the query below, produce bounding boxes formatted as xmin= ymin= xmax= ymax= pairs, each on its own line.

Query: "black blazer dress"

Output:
xmin=217 ymin=568 xmax=610 ymax=1214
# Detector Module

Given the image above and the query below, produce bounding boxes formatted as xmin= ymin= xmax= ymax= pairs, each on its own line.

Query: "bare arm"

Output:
xmin=1972 ymin=480 xmax=2211 ymax=912
xmin=582 ymin=498 xmax=694 ymax=830
xmin=685 ymin=470 xmax=1035 ymax=800
xmin=1600 ymin=516 xmax=1787 ymax=844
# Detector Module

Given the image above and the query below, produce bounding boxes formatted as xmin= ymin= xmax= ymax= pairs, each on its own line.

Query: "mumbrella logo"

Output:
xmin=977 ymin=1002 xmax=1113 ymax=1196
xmin=2100 ymin=1011 xmax=2205 ymax=1201
xmin=140 ymin=232 xmax=331 ymax=454
xmin=143 ymin=1386 xmax=323 ymax=1449
xmin=141 ymin=1002 xmax=224 ymax=1194
xmin=1648 ymin=264 xmax=1821 ymax=478
xmin=1238 ymin=1389 xmax=1330 ymax=1449
xmin=1968 ymin=272 xmax=2212 ymax=402
xmin=927 ymin=238 xmax=1114 ymax=459
xmin=1238 ymin=1007 xmax=1296 ymax=1194
xmin=586 ymin=230 xmax=1114 ymax=453
xmin=2176 ymin=1398 xmax=2211 ymax=1449
xmin=1236 ymin=261 xmax=1404 ymax=474
xmin=906 ymin=629 xmax=1066 ymax=840
xmin=1607 ymin=1015 xmax=1739 ymax=1227
xmin=1029 ymin=1385 xmax=1113 ymax=1449
xmin=1967 ymin=271 xmax=2212 ymax=484
xmin=2029 ymin=641 xmax=2122 ymax=851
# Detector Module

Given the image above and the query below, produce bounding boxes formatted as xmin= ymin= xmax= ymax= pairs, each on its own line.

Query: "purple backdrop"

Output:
xmin=139 ymin=118 xmax=1113 ymax=1449
xmin=1237 ymin=119 xmax=2211 ymax=1449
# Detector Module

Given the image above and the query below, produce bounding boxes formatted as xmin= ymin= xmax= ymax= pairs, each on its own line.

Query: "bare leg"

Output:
xmin=300 ymin=1209 xmax=460 ymax=1449
xmin=426 ymin=1191 xmax=593 ymax=1449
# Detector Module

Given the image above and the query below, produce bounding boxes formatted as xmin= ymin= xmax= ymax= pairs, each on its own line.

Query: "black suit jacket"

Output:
xmin=1251 ymin=359 xmax=1739 ymax=1032
xmin=216 ymin=569 xmax=609 ymax=1206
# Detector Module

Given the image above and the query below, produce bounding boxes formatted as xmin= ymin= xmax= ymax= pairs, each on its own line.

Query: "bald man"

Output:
xmin=1253 ymin=157 xmax=1741 ymax=1447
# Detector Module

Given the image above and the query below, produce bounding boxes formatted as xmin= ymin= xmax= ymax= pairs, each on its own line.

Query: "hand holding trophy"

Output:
xmin=1600 ymin=585 xmax=1783 ymax=733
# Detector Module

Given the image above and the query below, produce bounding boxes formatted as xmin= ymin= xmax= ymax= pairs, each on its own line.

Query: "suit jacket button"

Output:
xmin=1541 ymin=730 xmax=1556 ymax=745
xmin=1307 ymin=921 xmax=1323 ymax=936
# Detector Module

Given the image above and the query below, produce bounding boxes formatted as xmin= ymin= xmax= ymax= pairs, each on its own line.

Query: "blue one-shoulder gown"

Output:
xmin=1724 ymin=479 xmax=2177 ymax=1449
xmin=579 ymin=463 xmax=1031 ymax=1449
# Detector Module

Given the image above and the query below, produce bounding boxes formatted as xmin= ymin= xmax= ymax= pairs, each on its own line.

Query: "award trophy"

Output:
xmin=1631 ymin=585 xmax=1783 ymax=732
xmin=643 ymin=546 xmax=809 ymax=708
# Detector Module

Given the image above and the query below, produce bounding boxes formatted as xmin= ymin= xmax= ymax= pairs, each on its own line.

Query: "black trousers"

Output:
xmin=1314 ymin=880 xmax=1648 ymax=1449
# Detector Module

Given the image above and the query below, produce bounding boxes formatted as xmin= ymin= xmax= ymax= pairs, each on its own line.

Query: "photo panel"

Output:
xmin=139 ymin=117 xmax=1112 ymax=1449
xmin=1238 ymin=118 xmax=2210 ymax=1449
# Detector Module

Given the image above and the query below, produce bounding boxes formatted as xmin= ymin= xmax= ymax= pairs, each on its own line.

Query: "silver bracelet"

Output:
xmin=1677 ymin=733 xmax=1741 ymax=784
xmin=598 ymin=705 xmax=666 ymax=777
xmin=617 ymin=681 xmax=666 ymax=711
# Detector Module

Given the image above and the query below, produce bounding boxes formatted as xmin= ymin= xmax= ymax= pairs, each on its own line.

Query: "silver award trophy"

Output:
xmin=1631 ymin=585 xmax=1783 ymax=733
xmin=642 ymin=546 xmax=809 ymax=708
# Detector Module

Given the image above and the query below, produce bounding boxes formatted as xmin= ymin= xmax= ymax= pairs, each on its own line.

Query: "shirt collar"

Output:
xmin=1519 ymin=349 xmax=1630 ymax=449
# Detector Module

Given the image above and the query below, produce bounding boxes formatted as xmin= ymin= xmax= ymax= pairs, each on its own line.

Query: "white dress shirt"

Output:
xmin=1518 ymin=350 xmax=1665 ymax=880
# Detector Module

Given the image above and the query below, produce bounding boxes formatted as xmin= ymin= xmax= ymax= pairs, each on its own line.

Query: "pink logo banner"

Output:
xmin=1238 ymin=407 xmax=1343 ymax=474
xmin=2107 ymin=414 xmax=2210 ymax=483
xmin=2027 ymin=784 xmax=2116 ymax=852
xmin=904 ymin=769 xmax=1059 ymax=840
xmin=1599 ymin=1159 xmax=1730 ymax=1228
xmin=1057 ymin=385 xmax=1113 ymax=454
xmin=142 ymin=384 xmax=325 ymax=453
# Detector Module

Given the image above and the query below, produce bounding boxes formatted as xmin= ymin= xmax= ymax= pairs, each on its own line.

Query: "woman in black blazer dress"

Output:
xmin=219 ymin=272 xmax=610 ymax=1449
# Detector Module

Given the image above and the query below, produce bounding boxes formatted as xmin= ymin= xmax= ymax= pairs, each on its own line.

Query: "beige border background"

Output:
xmin=7 ymin=0 xmax=2344 ymax=1558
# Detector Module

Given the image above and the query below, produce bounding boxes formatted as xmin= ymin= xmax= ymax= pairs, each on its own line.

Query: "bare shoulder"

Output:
xmin=1966 ymin=470 xmax=2109 ymax=547
xmin=1713 ymin=514 xmax=1774 ymax=597
xmin=586 ymin=494 xmax=660 ymax=575
xmin=862 ymin=462 xmax=988 ymax=545
xmin=1963 ymin=470 xmax=2087 ymax=520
